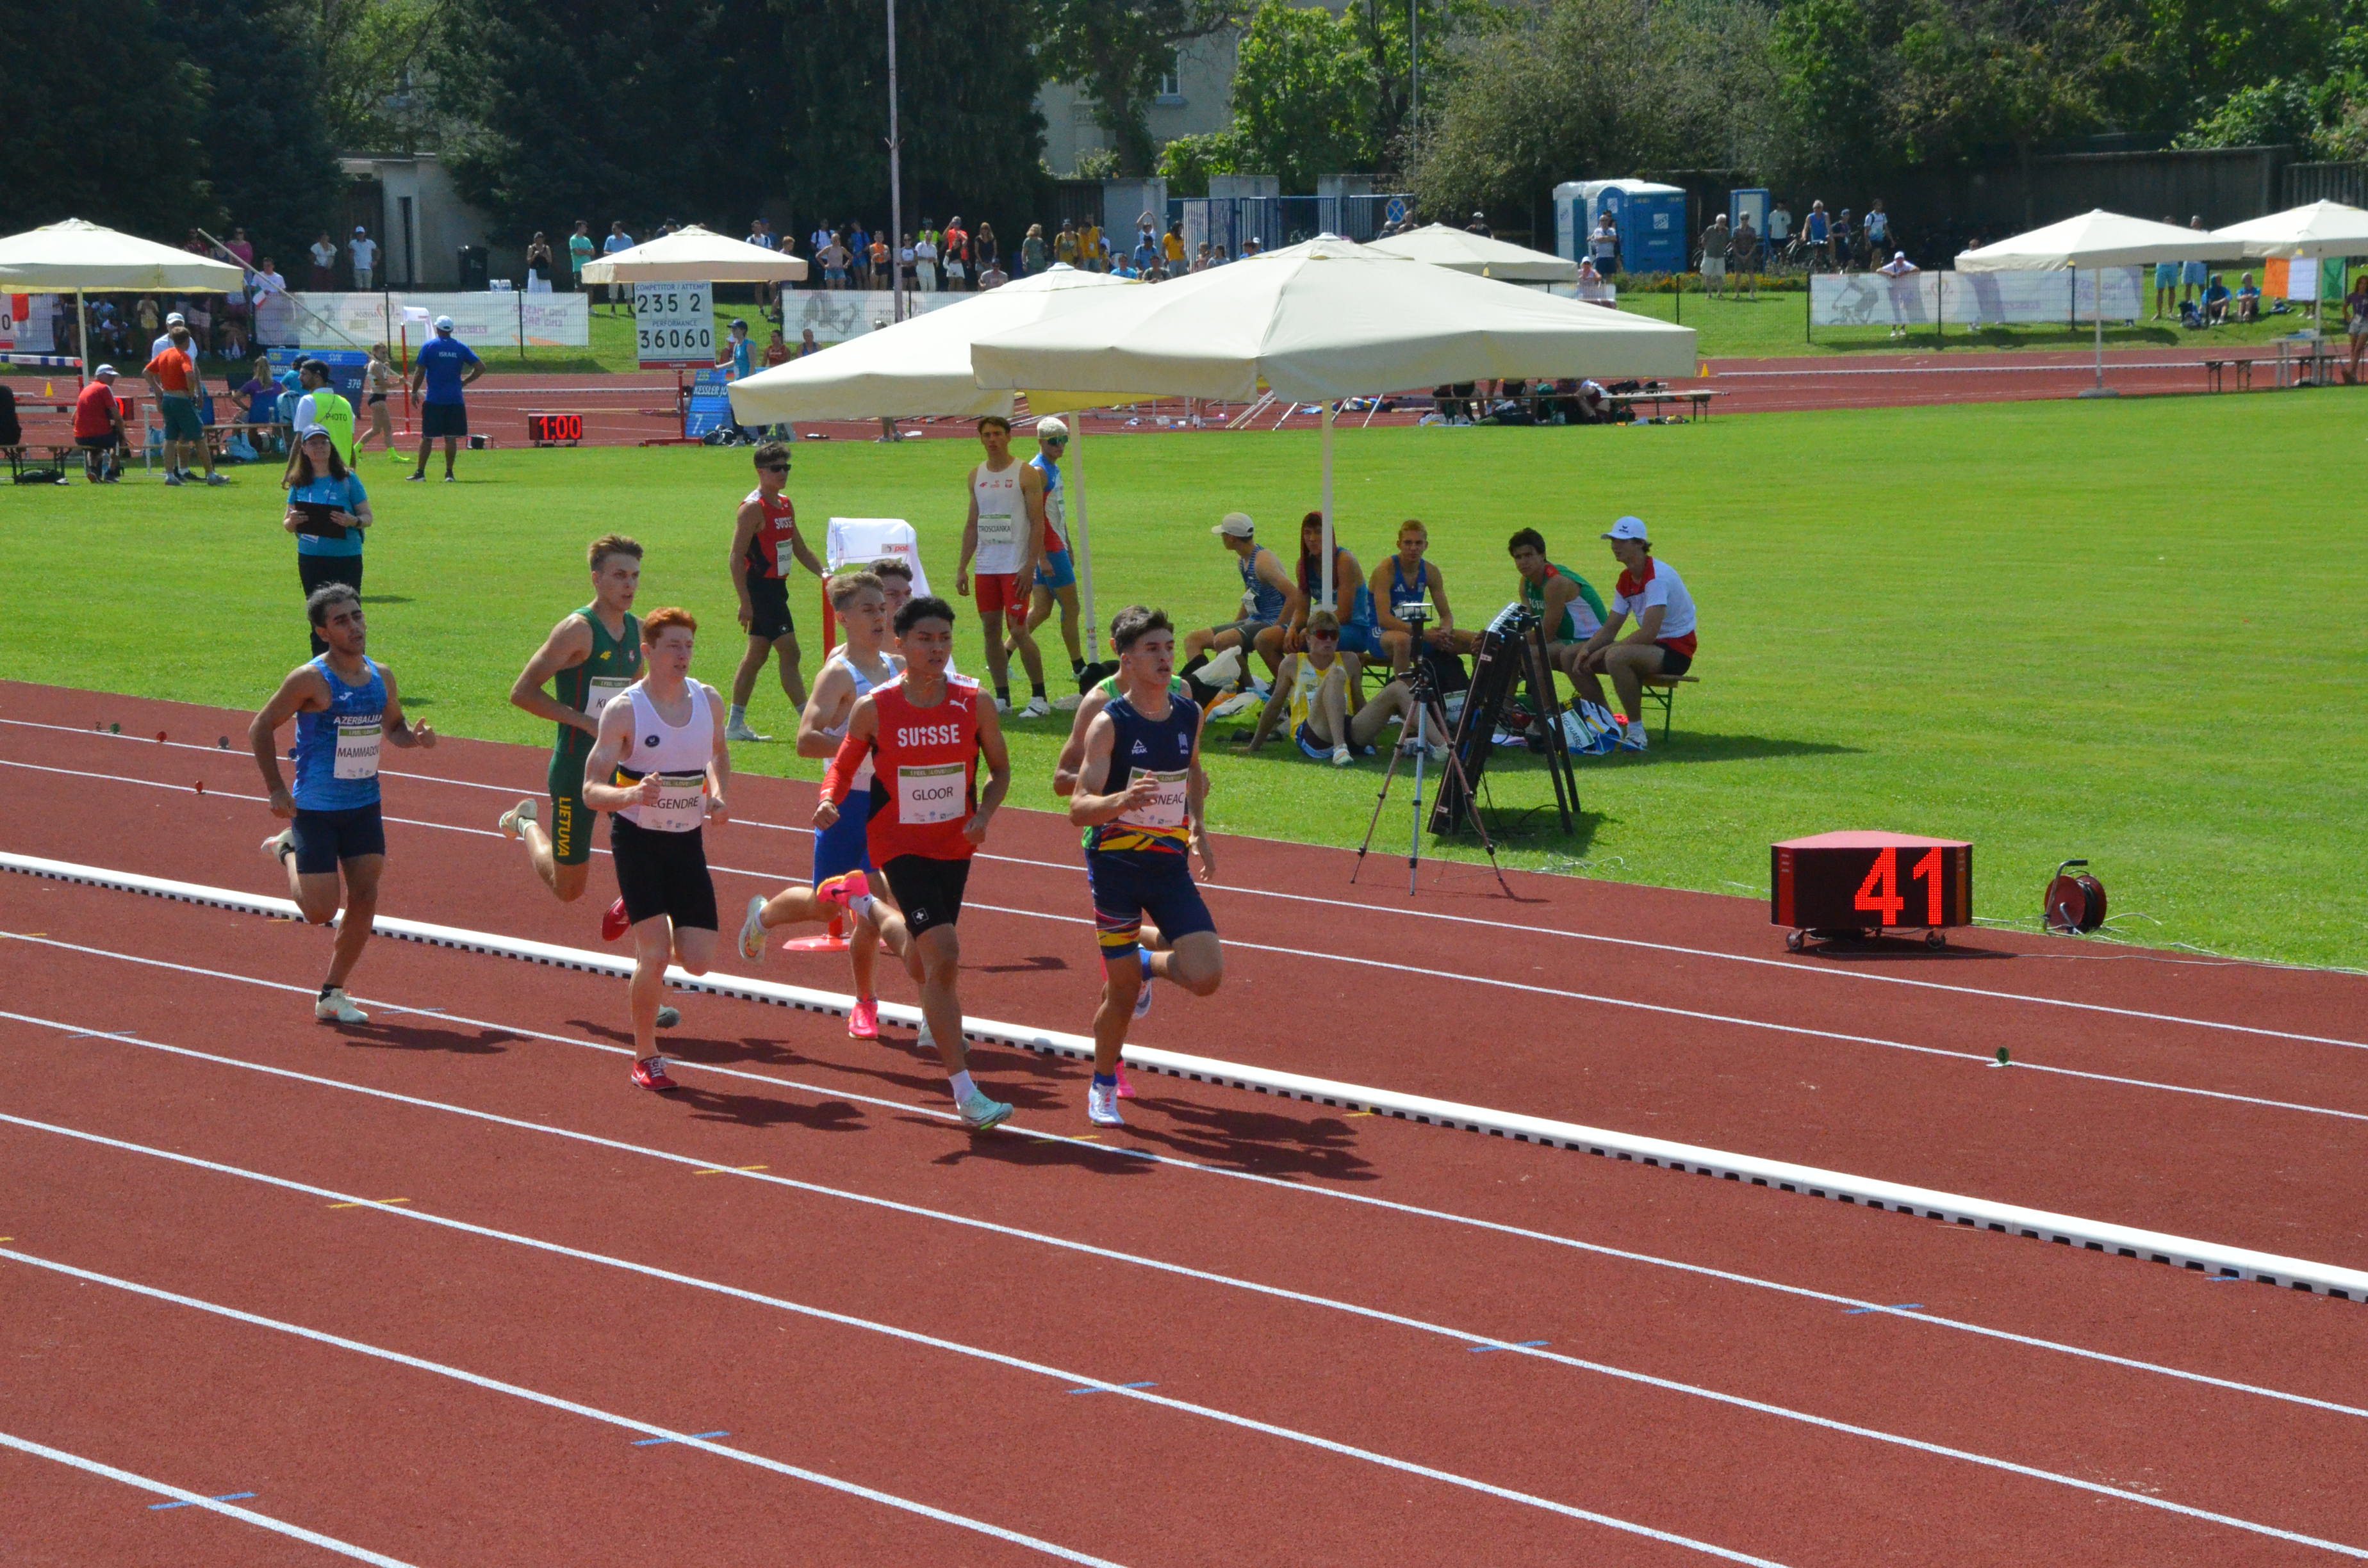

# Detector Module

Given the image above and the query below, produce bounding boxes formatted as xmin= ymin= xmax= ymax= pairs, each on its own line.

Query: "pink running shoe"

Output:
xmin=847 ymin=997 xmax=880 ymax=1040
xmin=816 ymin=869 xmax=870 ymax=911
xmin=1115 ymin=1060 xmax=1137 ymax=1100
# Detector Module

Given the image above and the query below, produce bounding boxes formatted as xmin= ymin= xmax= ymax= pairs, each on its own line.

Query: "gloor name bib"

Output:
xmin=895 ymin=762 xmax=966 ymax=826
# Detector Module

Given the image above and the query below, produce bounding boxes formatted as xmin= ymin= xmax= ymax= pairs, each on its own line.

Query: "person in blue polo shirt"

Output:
xmin=407 ymin=314 xmax=482 ymax=482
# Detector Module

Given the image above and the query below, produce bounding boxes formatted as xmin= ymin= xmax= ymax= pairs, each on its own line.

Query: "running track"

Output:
xmin=3 ymin=680 xmax=2365 ymax=1566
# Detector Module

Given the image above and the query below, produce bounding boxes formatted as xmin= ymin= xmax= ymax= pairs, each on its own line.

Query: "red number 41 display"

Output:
xmin=1854 ymin=846 xmax=1945 ymax=926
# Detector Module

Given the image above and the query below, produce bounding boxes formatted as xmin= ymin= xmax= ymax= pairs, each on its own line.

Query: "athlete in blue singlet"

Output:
xmin=1370 ymin=518 xmax=1474 ymax=674
xmin=249 ymin=582 xmax=437 ymax=1025
xmin=1066 ymin=605 xmax=1224 ymax=1128
xmin=737 ymin=569 xmax=904 ymax=1040
xmin=1023 ymin=416 xmax=1088 ymax=695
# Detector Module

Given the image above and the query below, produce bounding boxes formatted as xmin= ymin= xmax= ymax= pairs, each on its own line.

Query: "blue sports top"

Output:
xmin=292 ymin=655 xmax=386 ymax=812
xmin=1087 ymin=689 xmax=1201 ymax=856
xmin=415 ymin=335 xmax=479 ymax=405
xmin=1387 ymin=556 xmax=1434 ymax=616
xmin=290 ymin=471 xmax=368 ymax=559
xmin=1237 ymin=547 xmax=1287 ymax=623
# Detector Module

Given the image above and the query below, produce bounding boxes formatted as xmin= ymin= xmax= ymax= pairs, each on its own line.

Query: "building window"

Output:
xmin=1156 ymin=47 xmax=1183 ymax=102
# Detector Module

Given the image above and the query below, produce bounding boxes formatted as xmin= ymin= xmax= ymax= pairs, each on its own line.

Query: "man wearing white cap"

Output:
xmin=1574 ymin=516 xmax=1697 ymax=754
xmin=1180 ymin=511 xmax=1295 ymax=696
xmin=151 ymin=311 xmax=186 ymax=361
xmin=1023 ymin=416 xmax=1088 ymax=703
xmin=407 ymin=314 xmax=481 ymax=482
xmin=349 ymin=227 xmax=378 ymax=290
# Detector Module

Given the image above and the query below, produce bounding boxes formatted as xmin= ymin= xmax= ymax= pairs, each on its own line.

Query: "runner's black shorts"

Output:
xmin=290 ymin=803 xmax=386 ymax=874
xmin=880 ymin=854 xmax=970 ymax=939
xmin=746 ymin=571 xmax=794 ymax=641
xmin=611 ymin=815 xmax=718 ymax=930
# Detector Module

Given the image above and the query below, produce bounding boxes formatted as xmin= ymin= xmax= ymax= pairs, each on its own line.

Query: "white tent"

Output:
xmin=2209 ymin=200 xmax=2368 ymax=258
xmin=971 ymin=234 xmax=1697 ymax=598
xmin=0 ymin=218 xmax=247 ymax=379
xmin=577 ymin=224 xmax=808 ymax=284
xmin=1956 ymin=211 xmax=2223 ymax=395
xmin=1364 ymin=223 xmax=1579 ymax=284
xmin=729 ymin=265 xmax=1143 ymax=656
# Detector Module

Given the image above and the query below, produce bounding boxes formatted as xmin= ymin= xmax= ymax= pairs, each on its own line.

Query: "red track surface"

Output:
xmin=5 ymin=680 xmax=2367 ymax=1565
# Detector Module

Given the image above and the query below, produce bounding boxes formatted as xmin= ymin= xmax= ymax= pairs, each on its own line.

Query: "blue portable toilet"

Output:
xmin=1552 ymin=179 xmax=1689 ymax=274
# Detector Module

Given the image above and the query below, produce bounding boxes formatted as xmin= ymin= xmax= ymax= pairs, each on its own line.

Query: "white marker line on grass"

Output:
xmin=0 ymin=1112 xmax=1796 ymax=1568
xmin=10 ymin=1013 xmax=2368 ymax=1559
xmin=8 ymin=726 xmax=2360 ymax=1052
xmin=6 ymin=933 xmax=2367 ymax=1426
xmin=0 ymin=1248 xmax=1132 ymax=1568
xmin=0 ymin=1429 xmax=417 ymax=1565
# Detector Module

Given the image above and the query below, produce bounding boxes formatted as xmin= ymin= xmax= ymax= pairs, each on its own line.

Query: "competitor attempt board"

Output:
xmin=1772 ymin=831 xmax=1971 ymax=949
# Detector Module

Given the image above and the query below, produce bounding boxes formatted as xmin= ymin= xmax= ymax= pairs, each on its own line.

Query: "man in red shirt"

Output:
xmin=812 ymin=594 xmax=1016 ymax=1131
xmin=144 ymin=323 xmax=220 ymax=486
xmin=72 ymin=366 xmax=127 ymax=482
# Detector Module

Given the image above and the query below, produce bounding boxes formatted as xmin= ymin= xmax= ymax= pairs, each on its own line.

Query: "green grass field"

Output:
xmin=8 ymin=393 xmax=2363 ymax=967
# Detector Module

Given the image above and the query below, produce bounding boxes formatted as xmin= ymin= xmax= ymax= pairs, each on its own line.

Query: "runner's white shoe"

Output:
xmin=725 ymin=719 xmax=769 ymax=743
xmin=1331 ymin=744 xmax=1353 ymax=767
xmin=737 ymin=894 xmax=769 ymax=963
xmin=497 ymin=798 xmax=537 ymax=840
xmin=992 ymin=695 xmax=1011 ymax=715
xmin=1019 ymin=696 xmax=1051 ymax=719
xmin=1053 ymin=692 xmax=1081 ymax=710
xmin=315 ymin=987 xmax=368 ymax=1024
xmin=1617 ymin=723 xmax=1649 ymax=753
xmin=260 ymin=828 xmax=294 ymax=865
xmin=1087 ymin=1080 xmax=1125 ymax=1127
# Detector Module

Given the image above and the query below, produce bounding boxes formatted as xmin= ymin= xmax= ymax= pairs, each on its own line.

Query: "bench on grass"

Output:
xmin=1638 ymin=673 xmax=1700 ymax=739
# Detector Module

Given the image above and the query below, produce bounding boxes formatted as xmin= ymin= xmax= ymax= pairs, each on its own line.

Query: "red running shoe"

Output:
xmin=847 ymin=997 xmax=880 ymax=1040
xmin=815 ymin=869 xmax=870 ymax=911
xmin=630 ymin=1056 xmax=678 ymax=1091
xmin=602 ymin=896 xmax=630 ymax=942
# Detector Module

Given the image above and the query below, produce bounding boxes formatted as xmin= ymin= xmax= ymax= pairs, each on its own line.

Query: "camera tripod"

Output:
xmin=1351 ymin=622 xmax=1514 ymax=897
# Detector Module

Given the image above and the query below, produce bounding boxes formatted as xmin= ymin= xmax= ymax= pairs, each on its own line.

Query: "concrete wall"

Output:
xmin=338 ymin=154 xmax=499 ymax=291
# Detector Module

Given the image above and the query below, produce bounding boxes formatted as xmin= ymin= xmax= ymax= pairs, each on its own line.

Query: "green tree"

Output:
xmin=1231 ymin=0 xmax=1377 ymax=190
xmin=320 ymin=0 xmax=449 ymax=152
xmin=1156 ymin=128 xmax=1247 ymax=195
xmin=0 ymin=0 xmax=215 ymax=238
xmin=1037 ymin=0 xmax=1244 ymax=176
xmin=159 ymin=0 xmax=345 ymax=266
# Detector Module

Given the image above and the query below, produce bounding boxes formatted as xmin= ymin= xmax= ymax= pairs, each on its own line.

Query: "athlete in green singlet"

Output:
xmin=1508 ymin=527 xmax=1608 ymax=680
xmin=500 ymin=534 xmax=647 ymax=902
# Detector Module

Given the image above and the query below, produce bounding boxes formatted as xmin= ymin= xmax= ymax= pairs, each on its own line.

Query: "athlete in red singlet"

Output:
xmin=727 ymin=441 xmax=823 ymax=740
xmin=814 ymin=592 xmax=1015 ymax=1130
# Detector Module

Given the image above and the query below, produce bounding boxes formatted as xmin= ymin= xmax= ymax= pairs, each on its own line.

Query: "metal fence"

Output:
xmin=1165 ymin=192 xmax=1416 ymax=254
xmin=2284 ymin=161 xmax=2368 ymax=206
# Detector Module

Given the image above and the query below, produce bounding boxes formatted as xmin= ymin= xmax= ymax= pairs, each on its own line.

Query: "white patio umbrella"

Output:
xmin=1956 ymin=211 xmax=2223 ymax=395
xmin=576 ymin=224 xmax=809 ymax=284
xmin=1364 ymin=222 xmax=1580 ymax=284
xmin=731 ymin=266 xmax=1145 ymax=656
xmin=970 ymin=234 xmax=1697 ymax=601
xmin=2211 ymin=201 xmax=2368 ymax=323
xmin=0 ymin=218 xmax=245 ymax=381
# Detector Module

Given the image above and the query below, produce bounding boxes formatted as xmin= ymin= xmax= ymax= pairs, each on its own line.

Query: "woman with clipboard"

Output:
xmin=283 ymin=424 xmax=373 ymax=655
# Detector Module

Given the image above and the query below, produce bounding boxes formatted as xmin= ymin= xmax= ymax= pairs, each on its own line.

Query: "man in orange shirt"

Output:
xmin=144 ymin=323 xmax=221 ymax=486
xmin=73 ymin=365 xmax=127 ymax=483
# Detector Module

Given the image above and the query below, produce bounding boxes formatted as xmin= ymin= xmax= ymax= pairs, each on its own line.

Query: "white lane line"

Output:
xmin=0 ymin=1111 xmax=1797 ymax=1567
xmin=10 ymin=1011 xmax=2367 ymax=1558
xmin=8 ymin=762 xmax=2361 ymax=1128
xmin=9 ymin=723 xmax=2360 ymax=1051
xmin=0 ymin=1429 xmax=417 ymax=1565
xmin=0 ymin=1247 xmax=1131 ymax=1567
xmin=8 ymin=931 xmax=2368 ymax=1425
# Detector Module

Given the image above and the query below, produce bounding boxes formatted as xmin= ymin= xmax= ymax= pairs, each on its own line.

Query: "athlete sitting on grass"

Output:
xmin=251 ymin=584 xmax=437 ymax=1026
xmin=736 ymin=569 xmax=903 ymax=1041
xmin=1066 ymin=607 xmax=1223 ymax=1127
xmin=807 ymin=594 xmax=1017 ymax=1131
xmin=580 ymin=608 xmax=732 ymax=1092
xmin=1241 ymin=609 xmax=1443 ymax=767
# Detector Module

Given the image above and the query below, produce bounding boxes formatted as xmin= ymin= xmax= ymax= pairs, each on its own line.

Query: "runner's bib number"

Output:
xmin=974 ymin=510 xmax=1019 ymax=553
xmin=895 ymin=763 xmax=966 ymax=826
xmin=1118 ymin=768 xmax=1188 ymax=831
xmin=639 ymin=770 xmax=709 ymax=834
xmin=333 ymin=715 xmax=382 ymax=780
xmin=583 ymin=676 xmax=632 ymax=721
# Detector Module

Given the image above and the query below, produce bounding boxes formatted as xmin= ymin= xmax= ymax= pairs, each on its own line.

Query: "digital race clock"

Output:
xmin=526 ymin=412 xmax=584 ymax=446
xmin=1772 ymin=831 xmax=1971 ymax=951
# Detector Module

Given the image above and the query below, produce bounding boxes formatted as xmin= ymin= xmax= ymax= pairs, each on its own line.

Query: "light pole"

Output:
xmin=885 ymin=0 xmax=906 ymax=324
xmin=1409 ymin=0 xmax=1418 ymax=131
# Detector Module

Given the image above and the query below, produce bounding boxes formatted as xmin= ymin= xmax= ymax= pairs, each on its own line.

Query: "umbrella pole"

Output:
xmin=1320 ymin=400 xmax=1336 ymax=608
xmin=2078 ymin=267 xmax=2116 ymax=398
xmin=1069 ymin=414 xmax=1100 ymax=661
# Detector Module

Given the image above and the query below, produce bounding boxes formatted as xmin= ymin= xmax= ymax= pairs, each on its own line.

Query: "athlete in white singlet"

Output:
xmin=956 ymin=414 xmax=1051 ymax=718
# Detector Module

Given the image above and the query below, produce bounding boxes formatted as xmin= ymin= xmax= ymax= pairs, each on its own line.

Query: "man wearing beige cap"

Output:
xmin=1573 ymin=516 xmax=1697 ymax=754
xmin=1180 ymin=511 xmax=1297 ymax=694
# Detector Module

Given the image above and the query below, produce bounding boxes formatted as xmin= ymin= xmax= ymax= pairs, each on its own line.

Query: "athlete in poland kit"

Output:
xmin=727 ymin=441 xmax=824 ymax=741
xmin=809 ymin=594 xmax=1017 ymax=1130
xmin=1065 ymin=607 xmax=1226 ymax=1127
xmin=957 ymin=415 xmax=1051 ymax=718
xmin=581 ymin=607 xmax=732 ymax=1091
xmin=251 ymin=582 xmax=437 ymax=1024
xmin=736 ymin=569 xmax=903 ymax=1040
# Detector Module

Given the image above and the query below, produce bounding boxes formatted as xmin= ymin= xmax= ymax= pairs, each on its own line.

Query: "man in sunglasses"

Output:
xmin=726 ymin=441 xmax=825 ymax=741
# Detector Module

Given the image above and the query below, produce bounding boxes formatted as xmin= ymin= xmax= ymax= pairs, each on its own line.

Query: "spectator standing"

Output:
xmin=1079 ymin=217 xmax=1103 ymax=272
xmin=282 ymin=425 xmax=372 ymax=655
xmin=145 ymin=324 xmax=221 ymax=486
xmin=1864 ymin=200 xmax=1889 ymax=263
xmin=914 ymin=227 xmax=939 ymax=291
xmin=1730 ymin=214 xmax=1760 ymax=296
xmin=136 ymin=297 xmax=160 ymax=340
xmin=898 ymin=233 xmax=917 ymax=293
xmin=1588 ymin=213 xmax=1619 ymax=273
xmin=568 ymin=220 xmax=595 ymax=291
xmin=1767 ymin=200 xmax=1793 ymax=259
xmin=1466 ymin=210 xmax=1492 ymax=237
xmin=1698 ymin=213 xmax=1729 ymax=297
xmin=1876 ymin=250 xmax=1919 ymax=338
xmin=2182 ymin=215 xmax=2209 ymax=306
xmin=407 ymin=315 xmax=482 ymax=482
xmin=942 ymin=216 xmax=969 ymax=290
xmin=818 ymin=233 xmax=850 ymax=290
xmin=350 ymin=227 xmax=379 ymax=290
xmin=1133 ymin=229 xmax=1159 ymax=274
xmin=1803 ymin=201 xmax=1830 ymax=270
xmin=225 ymin=226 xmax=255 ymax=272
xmin=293 ymin=356 xmax=357 ymax=466
xmin=1832 ymin=208 xmax=1855 ymax=269
xmin=1164 ymin=223 xmax=1186 ymax=270
xmin=602 ymin=222 xmax=635 ymax=313
xmin=974 ymin=221 xmax=999 ymax=274
xmin=1055 ymin=219 xmax=1080 ymax=268
xmin=153 ymin=309 xmax=185 ymax=359
xmin=2346 ymin=272 xmax=2368 ymax=382
xmin=308 ymin=232 xmax=339 ymax=291
xmin=1021 ymin=224 xmax=1048 ymax=275
xmin=525 ymin=231 xmax=555 ymax=289
xmin=73 ymin=364 xmax=126 ymax=482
